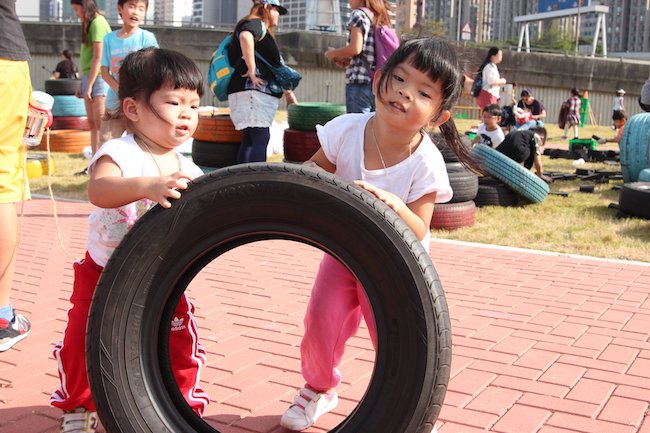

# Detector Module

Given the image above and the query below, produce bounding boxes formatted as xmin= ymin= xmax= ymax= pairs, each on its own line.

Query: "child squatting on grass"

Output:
xmin=280 ymin=37 xmax=479 ymax=431
xmin=50 ymin=48 xmax=209 ymax=433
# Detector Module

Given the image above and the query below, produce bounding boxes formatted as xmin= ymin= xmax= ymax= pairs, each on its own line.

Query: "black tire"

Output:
xmin=87 ymin=163 xmax=451 ymax=433
xmin=430 ymin=200 xmax=476 ymax=230
xmin=430 ymin=133 xmax=471 ymax=163
xmin=287 ymin=103 xmax=346 ymax=131
xmin=618 ymin=182 xmax=650 ymax=219
xmin=446 ymin=162 xmax=478 ymax=203
xmin=474 ymin=176 xmax=520 ymax=207
xmin=44 ymin=78 xmax=80 ymax=95
xmin=191 ymin=140 xmax=239 ymax=168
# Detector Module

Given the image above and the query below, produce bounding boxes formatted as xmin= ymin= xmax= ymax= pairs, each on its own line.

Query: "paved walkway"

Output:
xmin=1 ymin=197 xmax=649 ymax=433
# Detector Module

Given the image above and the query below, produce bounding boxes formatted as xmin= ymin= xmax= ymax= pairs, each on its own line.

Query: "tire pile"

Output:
xmin=40 ymin=79 xmax=89 ymax=153
xmin=471 ymin=143 xmax=549 ymax=204
xmin=430 ymin=134 xmax=478 ymax=230
xmin=611 ymin=113 xmax=650 ymax=219
xmin=191 ymin=111 xmax=242 ymax=170
xmin=25 ymin=153 xmax=55 ymax=179
xmin=284 ymin=103 xmax=345 ymax=162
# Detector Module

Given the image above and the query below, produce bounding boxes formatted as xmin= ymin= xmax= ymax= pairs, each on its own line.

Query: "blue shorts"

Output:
xmin=81 ymin=74 xmax=108 ymax=97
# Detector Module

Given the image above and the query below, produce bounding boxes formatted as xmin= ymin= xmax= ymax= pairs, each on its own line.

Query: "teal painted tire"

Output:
xmin=638 ymin=168 xmax=650 ymax=182
xmin=471 ymin=144 xmax=549 ymax=203
xmin=52 ymin=95 xmax=86 ymax=117
xmin=287 ymin=103 xmax=346 ymax=131
xmin=619 ymin=112 xmax=650 ymax=182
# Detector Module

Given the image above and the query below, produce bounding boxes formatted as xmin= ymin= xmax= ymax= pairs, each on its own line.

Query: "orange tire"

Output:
xmin=193 ymin=113 xmax=242 ymax=143
xmin=38 ymin=129 xmax=90 ymax=153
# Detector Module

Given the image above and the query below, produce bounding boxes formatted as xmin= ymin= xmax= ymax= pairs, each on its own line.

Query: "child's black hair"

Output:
xmin=612 ymin=110 xmax=627 ymax=121
xmin=118 ymin=0 xmax=148 ymax=6
xmin=112 ymin=47 xmax=203 ymax=120
xmin=375 ymin=37 xmax=481 ymax=172
xmin=483 ymin=104 xmax=502 ymax=117
xmin=530 ymin=126 xmax=547 ymax=141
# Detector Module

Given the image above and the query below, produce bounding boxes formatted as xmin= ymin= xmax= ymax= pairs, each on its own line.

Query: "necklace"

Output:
xmin=135 ymin=134 xmax=162 ymax=175
xmin=370 ymin=118 xmax=414 ymax=170
xmin=370 ymin=118 xmax=387 ymax=169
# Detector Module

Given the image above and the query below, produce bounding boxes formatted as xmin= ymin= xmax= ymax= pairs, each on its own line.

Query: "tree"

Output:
xmin=401 ymin=18 xmax=447 ymax=39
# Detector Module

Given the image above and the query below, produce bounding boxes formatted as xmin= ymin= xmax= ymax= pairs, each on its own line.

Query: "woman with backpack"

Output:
xmin=324 ymin=0 xmax=394 ymax=113
xmin=474 ymin=47 xmax=506 ymax=110
xmin=227 ymin=0 xmax=298 ymax=163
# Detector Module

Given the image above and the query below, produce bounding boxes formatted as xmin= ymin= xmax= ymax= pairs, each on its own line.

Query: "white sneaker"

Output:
xmin=280 ymin=387 xmax=338 ymax=431
xmin=61 ymin=407 xmax=99 ymax=433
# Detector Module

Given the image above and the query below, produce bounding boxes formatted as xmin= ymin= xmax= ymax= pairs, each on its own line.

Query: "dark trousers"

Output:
xmin=237 ymin=127 xmax=270 ymax=163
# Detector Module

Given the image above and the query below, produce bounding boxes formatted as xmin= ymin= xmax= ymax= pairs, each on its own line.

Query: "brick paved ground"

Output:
xmin=1 ymin=197 xmax=649 ymax=433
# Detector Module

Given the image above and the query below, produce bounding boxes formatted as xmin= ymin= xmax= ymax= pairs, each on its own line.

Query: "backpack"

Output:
xmin=373 ymin=25 xmax=399 ymax=77
xmin=208 ymin=35 xmax=234 ymax=102
xmin=207 ymin=22 xmax=267 ymax=102
xmin=471 ymin=70 xmax=483 ymax=97
xmin=360 ymin=8 xmax=399 ymax=77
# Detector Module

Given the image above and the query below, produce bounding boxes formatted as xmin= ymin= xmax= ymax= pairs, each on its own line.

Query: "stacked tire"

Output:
xmin=619 ymin=112 xmax=650 ymax=182
xmin=38 ymin=129 xmax=90 ymax=153
xmin=284 ymin=103 xmax=345 ymax=162
xmin=617 ymin=182 xmax=650 ymax=219
xmin=191 ymin=112 xmax=242 ymax=170
xmin=430 ymin=134 xmax=478 ymax=230
xmin=25 ymin=153 xmax=54 ymax=179
xmin=45 ymin=79 xmax=89 ymax=131
xmin=471 ymin=144 xmax=549 ymax=204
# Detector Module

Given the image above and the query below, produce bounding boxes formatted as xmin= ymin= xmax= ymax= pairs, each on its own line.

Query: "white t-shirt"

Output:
xmin=86 ymin=135 xmax=204 ymax=267
xmin=481 ymin=62 xmax=501 ymax=98
xmin=316 ymin=112 xmax=452 ymax=250
xmin=477 ymin=123 xmax=505 ymax=148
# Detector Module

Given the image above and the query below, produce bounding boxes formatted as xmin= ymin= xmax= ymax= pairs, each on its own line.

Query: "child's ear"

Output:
xmin=429 ymin=110 xmax=451 ymax=129
xmin=122 ymin=97 xmax=139 ymax=122
xmin=372 ymin=70 xmax=382 ymax=96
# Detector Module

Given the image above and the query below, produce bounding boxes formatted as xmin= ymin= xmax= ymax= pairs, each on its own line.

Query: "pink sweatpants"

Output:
xmin=300 ymin=254 xmax=377 ymax=391
xmin=51 ymin=252 xmax=210 ymax=414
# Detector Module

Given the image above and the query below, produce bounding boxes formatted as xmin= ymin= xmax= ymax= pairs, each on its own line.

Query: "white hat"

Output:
xmin=616 ymin=88 xmax=626 ymax=95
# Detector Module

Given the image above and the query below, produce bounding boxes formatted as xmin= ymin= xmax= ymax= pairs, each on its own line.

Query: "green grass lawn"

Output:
xmin=27 ymin=117 xmax=649 ymax=262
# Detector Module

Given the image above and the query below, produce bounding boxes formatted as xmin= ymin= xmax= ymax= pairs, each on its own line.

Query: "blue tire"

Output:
xmin=471 ymin=144 xmax=549 ymax=203
xmin=52 ymin=95 xmax=86 ymax=117
xmin=619 ymin=112 xmax=650 ymax=182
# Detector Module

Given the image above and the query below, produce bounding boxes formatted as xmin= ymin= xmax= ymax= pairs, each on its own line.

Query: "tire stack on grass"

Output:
xmin=45 ymin=79 xmax=89 ymax=131
xmin=284 ymin=103 xmax=346 ymax=163
xmin=191 ymin=111 xmax=242 ymax=171
xmin=25 ymin=153 xmax=54 ymax=179
xmin=615 ymin=182 xmax=650 ymax=219
xmin=471 ymin=143 xmax=549 ymax=205
xmin=430 ymin=134 xmax=478 ymax=230
xmin=613 ymin=113 xmax=650 ymax=218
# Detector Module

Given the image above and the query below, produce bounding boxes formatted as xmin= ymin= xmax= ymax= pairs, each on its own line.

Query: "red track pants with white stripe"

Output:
xmin=51 ymin=252 xmax=209 ymax=414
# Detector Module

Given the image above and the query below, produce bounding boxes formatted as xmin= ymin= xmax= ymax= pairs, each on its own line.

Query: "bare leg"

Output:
xmin=0 ymin=203 xmax=18 ymax=307
xmin=85 ymin=95 xmax=106 ymax=155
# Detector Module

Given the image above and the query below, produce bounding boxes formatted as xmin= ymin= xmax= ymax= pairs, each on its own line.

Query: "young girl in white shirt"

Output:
xmin=280 ymin=37 xmax=479 ymax=431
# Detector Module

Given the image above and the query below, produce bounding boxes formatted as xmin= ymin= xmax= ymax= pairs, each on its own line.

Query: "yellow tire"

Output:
xmin=26 ymin=154 xmax=55 ymax=178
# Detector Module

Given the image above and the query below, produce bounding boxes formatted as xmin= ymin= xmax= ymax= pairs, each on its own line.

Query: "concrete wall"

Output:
xmin=22 ymin=22 xmax=650 ymax=124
